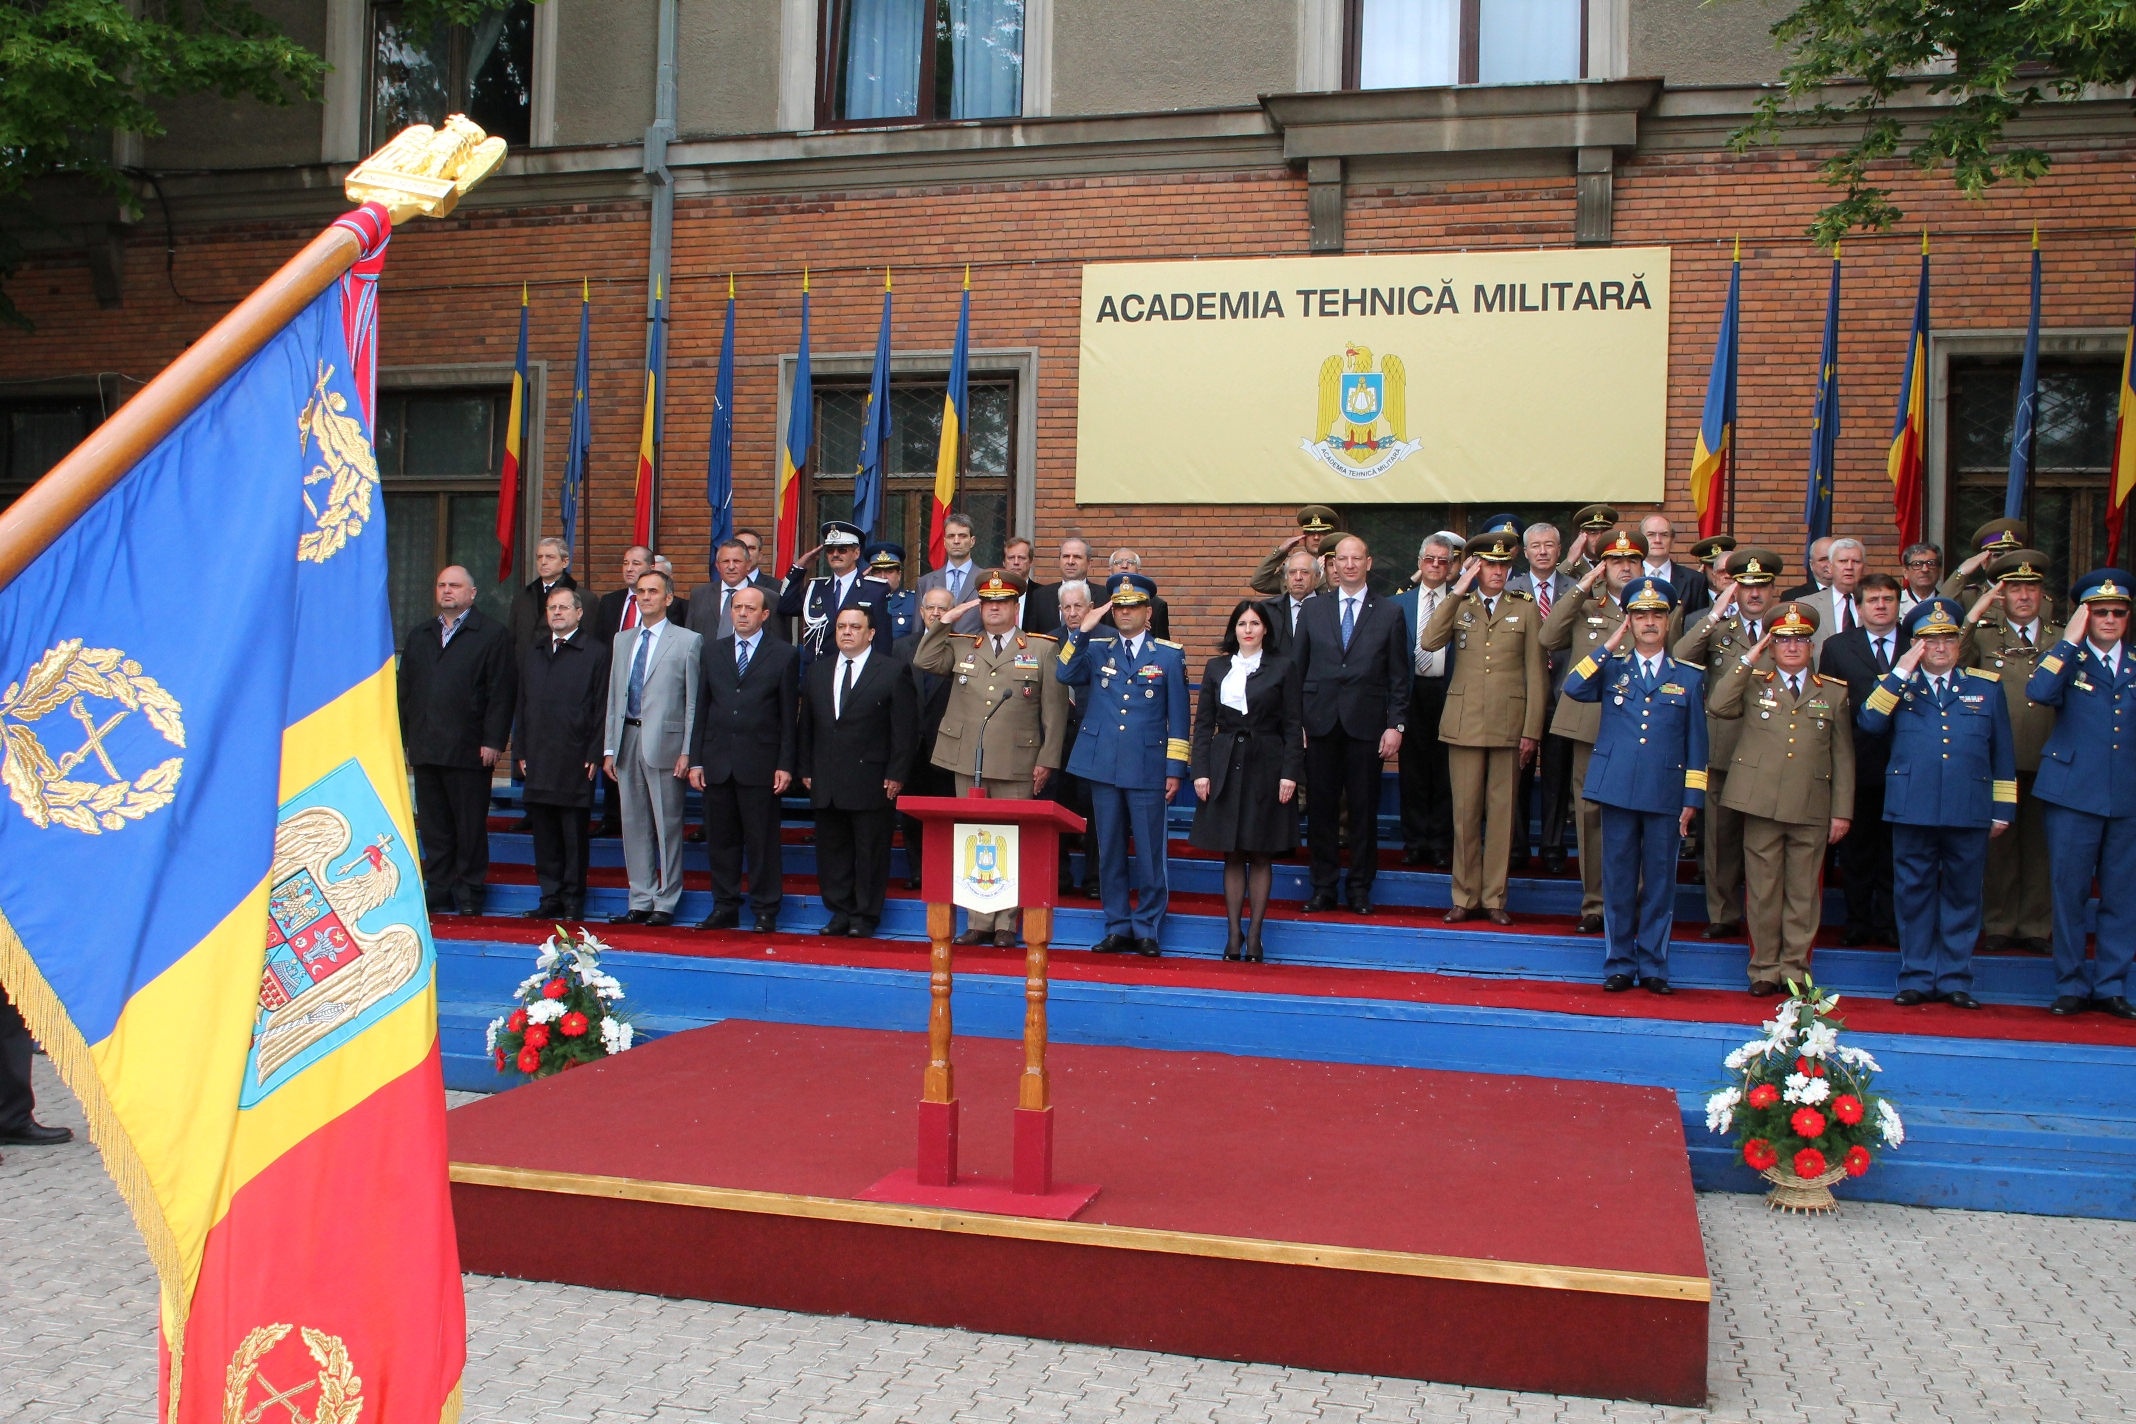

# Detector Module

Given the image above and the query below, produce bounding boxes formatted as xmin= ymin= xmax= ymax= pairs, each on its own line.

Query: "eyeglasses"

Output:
xmin=1903 ymin=558 xmax=1940 ymax=569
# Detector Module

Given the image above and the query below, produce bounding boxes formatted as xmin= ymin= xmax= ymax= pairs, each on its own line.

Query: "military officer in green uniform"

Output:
xmin=1249 ymin=505 xmax=1339 ymax=596
xmin=1540 ymin=526 xmax=1653 ymax=932
xmin=1556 ymin=502 xmax=1621 ymax=581
xmin=1674 ymin=547 xmax=1786 ymax=941
xmin=1706 ymin=602 xmax=1855 ymax=994
xmin=1958 ymin=547 xmax=2061 ymax=953
xmin=915 ymin=568 xmax=1072 ymax=947
xmin=1940 ymin=517 xmax=2029 ymax=608
xmin=1689 ymin=534 xmax=1738 ymax=581
xmin=1421 ymin=518 xmax=1548 ymax=923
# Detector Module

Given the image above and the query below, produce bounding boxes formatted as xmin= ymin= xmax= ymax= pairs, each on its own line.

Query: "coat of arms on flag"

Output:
xmin=1303 ymin=343 xmax=1423 ymax=480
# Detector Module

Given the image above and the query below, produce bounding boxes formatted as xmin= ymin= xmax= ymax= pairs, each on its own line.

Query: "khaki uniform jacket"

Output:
xmin=914 ymin=624 xmax=1071 ymax=778
xmin=1707 ymin=662 xmax=1856 ymax=824
xmin=1539 ymin=582 xmax=1623 ymax=744
xmin=1961 ymin=612 xmax=2062 ymax=770
xmin=1675 ymin=610 xmax=1777 ymax=769
xmin=1420 ymin=587 xmax=1548 ymax=745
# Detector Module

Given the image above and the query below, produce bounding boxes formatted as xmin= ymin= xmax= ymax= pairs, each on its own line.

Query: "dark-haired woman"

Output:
xmin=1190 ymin=600 xmax=1304 ymax=960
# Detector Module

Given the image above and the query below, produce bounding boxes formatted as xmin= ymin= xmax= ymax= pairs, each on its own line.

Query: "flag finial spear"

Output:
xmin=582 ymin=276 xmax=589 ymax=301
xmin=1731 ymin=235 xmax=1740 ymax=262
xmin=802 ymin=266 xmax=810 ymax=294
xmin=728 ymin=271 xmax=735 ymax=300
xmin=1922 ymin=228 xmax=1930 ymax=256
xmin=963 ymin=264 xmax=971 ymax=291
xmin=884 ymin=266 xmax=892 ymax=292
xmin=521 ymin=281 xmax=528 ymax=306
xmin=2033 ymin=222 xmax=2041 ymax=251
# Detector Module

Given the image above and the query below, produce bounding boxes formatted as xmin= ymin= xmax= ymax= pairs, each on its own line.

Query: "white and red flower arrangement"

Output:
xmin=1706 ymin=979 xmax=1902 ymax=1212
xmin=486 ymin=927 xmax=635 ymax=1079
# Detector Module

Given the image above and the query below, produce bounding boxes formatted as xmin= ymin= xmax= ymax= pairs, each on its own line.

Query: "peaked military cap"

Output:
xmin=1726 ymin=547 xmax=1784 ymax=586
xmin=1572 ymin=503 xmax=1619 ymax=532
xmin=1296 ymin=505 xmax=1339 ymax=535
xmin=1971 ymin=517 xmax=2028 ymax=554
xmin=1106 ymin=571 xmax=1158 ymax=605
xmin=2072 ymin=568 xmax=2136 ymax=605
xmin=1986 ymin=548 xmax=2046 ymax=583
xmin=1904 ymin=596 xmax=1966 ymax=638
xmin=1622 ymin=577 xmax=1679 ymax=613
xmin=974 ymin=568 xmax=1026 ymax=600
xmin=1470 ymin=528 xmax=1520 ymax=562
xmin=1769 ymin=602 xmax=1820 ymax=638
xmin=1689 ymin=534 xmax=1737 ymax=565
xmin=1476 ymin=512 xmax=1523 ymax=539
xmin=1596 ymin=528 xmax=1649 ymax=561
xmin=820 ymin=520 xmax=865 ymax=548
xmin=864 ymin=541 xmax=906 ymax=570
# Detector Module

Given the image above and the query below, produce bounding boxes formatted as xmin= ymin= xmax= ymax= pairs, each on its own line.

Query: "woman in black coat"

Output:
xmin=1190 ymin=600 xmax=1304 ymax=961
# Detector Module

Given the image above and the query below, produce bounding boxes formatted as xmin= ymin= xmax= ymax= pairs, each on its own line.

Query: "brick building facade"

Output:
xmin=7 ymin=2 xmax=2136 ymax=654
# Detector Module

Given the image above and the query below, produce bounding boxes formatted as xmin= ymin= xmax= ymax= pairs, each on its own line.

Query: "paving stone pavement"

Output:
xmin=5 ymin=1062 xmax=2134 ymax=1423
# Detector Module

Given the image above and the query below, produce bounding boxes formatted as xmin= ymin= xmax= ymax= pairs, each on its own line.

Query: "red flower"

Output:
xmin=1742 ymin=1139 xmax=1778 ymax=1171
xmin=515 ymin=1046 xmax=541 ymax=1073
xmin=523 ymin=1023 xmax=551 ymax=1049
xmin=1793 ymin=1148 xmax=1828 ymax=1179
xmin=1795 ymin=1056 xmax=1826 ymax=1078
xmin=1790 ymin=1106 xmax=1828 ymax=1139
xmin=493 ymin=1048 xmax=506 ymax=1071
xmin=541 ymin=978 xmax=568 ymax=1000
xmin=1844 ymin=1145 xmax=1872 ymax=1178
xmin=1746 ymin=1083 xmax=1780 ymax=1109
xmin=560 ymin=1010 xmax=590 ymax=1038
xmin=1832 ymin=1094 xmax=1864 ymax=1125
xmin=507 ymin=1008 xmax=529 ymax=1033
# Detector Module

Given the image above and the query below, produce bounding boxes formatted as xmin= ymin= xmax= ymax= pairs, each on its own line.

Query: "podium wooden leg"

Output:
xmin=919 ymin=901 xmax=957 ymax=1186
xmin=1014 ymin=906 xmax=1053 ymax=1195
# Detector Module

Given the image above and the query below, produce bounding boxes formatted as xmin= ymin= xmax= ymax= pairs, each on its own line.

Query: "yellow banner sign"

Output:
xmin=1075 ymin=249 xmax=1672 ymax=506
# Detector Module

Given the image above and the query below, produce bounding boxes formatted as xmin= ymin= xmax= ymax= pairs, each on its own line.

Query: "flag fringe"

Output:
xmin=0 ymin=906 xmax=192 ymax=1424
xmin=439 ymin=1378 xmax=464 ymax=1424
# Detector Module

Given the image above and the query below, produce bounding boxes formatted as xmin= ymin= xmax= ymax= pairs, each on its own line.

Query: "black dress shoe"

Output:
xmin=849 ymin=920 xmax=877 ymax=938
xmin=1346 ymin=895 xmax=1373 ymax=916
xmin=1839 ymin=927 xmax=1874 ymax=948
xmin=1643 ymin=979 xmax=1673 ymax=996
xmin=951 ymin=929 xmax=993 ymax=946
xmin=1749 ymin=980 xmax=1782 ymax=997
xmin=522 ymin=903 xmax=563 ymax=920
xmin=645 ymin=912 xmax=674 ymax=927
xmin=1892 ymin=989 xmax=1928 ymax=1006
xmin=698 ymin=908 xmax=741 ymax=930
xmin=1134 ymin=937 xmax=1162 ymax=958
xmin=594 ymin=820 xmax=622 ymax=838
xmin=821 ymin=914 xmax=852 ymax=937
xmin=609 ymin=909 xmax=652 ymax=925
xmin=2020 ymin=938 xmax=2055 ymax=957
xmin=1577 ymin=914 xmax=1604 ymax=934
xmin=992 ymin=930 xmax=1019 ymax=948
xmin=1702 ymin=921 xmax=1742 ymax=940
xmin=684 ymin=825 xmax=705 ymax=843
xmin=1400 ymin=847 xmax=1426 ymax=866
xmin=2051 ymin=995 xmax=2091 ymax=1016
xmin=0 ymin=1121 xmax=72 ymax=1146
xmin=1426 ymin=851 xmax=1452 ymax=870
xmin=561 ymin=903 xmax=585 ymax=922
xmin=1942 ymin=990 xmax=1983 ymax=1010
xmin=1603 ymin=974 xmax=1634 ymax=992
xmin=1540 ymin=851 xmax=1567 ymax=876
xmin=1303 ymin=892 xmax=1337 ymax=914
xmin=1486 ymin=908 xmax=1514 ymax=926
xmin=1092 ymin=935 xmax=1134 ymax=953
xmin=753 ymin=915 xmax=779 ymax=934
xmin=1980 ymin=934 xmax=2014 ymax=953
xmin=1444 ymin=906 xmax=1476 ymax=924
xmin=1506 ymin=854 xmax=1530 ymax=874
xmin=2094 ymin=995 xmax=2136 ymax=1019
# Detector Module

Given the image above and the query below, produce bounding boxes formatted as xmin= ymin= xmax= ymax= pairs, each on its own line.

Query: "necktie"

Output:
xmin=1291 ymin=599 xmax=1303 ymax=633
xmin=1747 ymin=620 xmax=1760 ymax=643
xmin=841 ymin=658 xmax=857 ymax=717
xmin=1838 ymin=598 xmax=1853 ymax=633
xmin=1341 ymin=596 xmax=1356 ymax=649
xmin=1536 ymin=580 xmax=1552 ymax=618
xmin=623 ymin=596 xmax=640 ymax=631
xmin=1643 ymin=658 xmax=1658 ymax=689
xmin=949 ymin=567 xmax=963 ymax=599
xmin=1874 ymin=638 xmax=1891 ymax=674
xmin=736 ymin=638 xmax=752 ymax=680
xmin=1417 ymin=590 xmax=1440 ymax=676
xmin=994 ymin=635 xmax=1006 ymax=655
xmin=721 ymin=586 xmax=735 ymax=633
xmin=627 ymin=629 xmax=651 ymax=719
xmin=2020 ymin=624 xmax=2034 ymax=649
xmin=1787 ymin=674 xmax=1802 ymax=700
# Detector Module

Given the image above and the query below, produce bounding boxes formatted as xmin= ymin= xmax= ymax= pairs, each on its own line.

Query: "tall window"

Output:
xmin=369 ymin=1 xmax=534 ymax=150
xmin=805 ymin=377 xmax=1016 ymax=578
xmin=375 ymin=389 xmax=515 ymax=647
xmin=0 ymin=397 xmax=102 ymax=512
xmin=818 ymin=0 xmax=1024 ymax=126
xmin=1947 ymin=358 xmax=2128 ymax=592
xmin=1346 ymin=0 xmax=1584 ymax=89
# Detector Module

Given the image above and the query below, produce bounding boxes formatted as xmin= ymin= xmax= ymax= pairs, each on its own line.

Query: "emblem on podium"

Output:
xmin=954 ymin=823 xmax=1018 ymax=910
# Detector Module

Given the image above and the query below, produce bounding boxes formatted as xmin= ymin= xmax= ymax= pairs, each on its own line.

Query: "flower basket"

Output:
xmin=485 ymin=926 xmax=635 ymax=1079
xmin=1705 ymin=977 xmax=1901 ymax=1217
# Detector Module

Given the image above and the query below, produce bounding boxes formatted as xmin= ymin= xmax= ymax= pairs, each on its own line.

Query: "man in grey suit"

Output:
xmin=603 ymin=568 xmax=702 ymax=925
xmin=915 ymin=511 xmax=985 ymax=633
xmin=1796 ymin=536 xmax=1866 ymax=655
xmin=1507 ymin=522 xmax=1578 ymax=874
xmin=689 ymin=537 xmax=784 ymax=642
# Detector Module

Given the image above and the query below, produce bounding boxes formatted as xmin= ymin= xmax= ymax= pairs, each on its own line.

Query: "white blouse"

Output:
xmin=1219 ymin=650 xmax=1261 ymax=714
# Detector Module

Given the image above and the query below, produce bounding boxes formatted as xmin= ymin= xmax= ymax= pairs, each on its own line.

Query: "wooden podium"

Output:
xmin=858 ymin=789 xmax=1098 ymax=1219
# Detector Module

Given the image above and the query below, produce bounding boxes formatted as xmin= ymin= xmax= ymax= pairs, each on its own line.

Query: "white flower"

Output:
xmin=600 ymin=1017 xmax=635 ymax=1054
xmin=536 ymin=937 xmax=563 ymax=971
xmin=485 ymin=1016 xmax=503 ymax=1051
xmin=1877 ymin=1099 xmax=1905 ymax=1147
xmin=1705 ymin=1088 xmax=1740 ymax=1134
xmin=1782 ymin=1073 xmax=1831 ymax=1105
xmin=577 ymin=931 xmax=611 ymax=956
xmin=1836 ymin=1044 xmax=1882 ymax=1073
xmin=514 ymin=970 xmax=547 ymax=998
xmin=1798 ymin=1022 xmax=1839 ymax=1059
xmin=1759 ymin=1011 xmax=1797 ymax=1048
xmin=527 ymin=997 xmax=567 ymax=1025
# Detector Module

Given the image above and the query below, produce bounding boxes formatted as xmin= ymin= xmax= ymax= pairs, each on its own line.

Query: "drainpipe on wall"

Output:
xmin=642 ymin=0 xmax=679 ymax=546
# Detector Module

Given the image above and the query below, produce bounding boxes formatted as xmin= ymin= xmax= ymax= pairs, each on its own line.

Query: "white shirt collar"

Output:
xmin=736 ymin=628 xmax=760 ymax=654
xmin=2091 ymin=641 xmax=2121 ymax=671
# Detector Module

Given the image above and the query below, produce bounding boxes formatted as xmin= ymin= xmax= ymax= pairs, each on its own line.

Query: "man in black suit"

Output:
xmin=1261 ymin=547 xmax=1320 ymax=659
xmin=689 ymin=537 xmax=785 ymax=643
xmin=689 ymin=584 xmax=799 ymax=932
xmin=893 ymin=587 xmax=958 ymax=890
xmin=400 ymin=566 xmax=516 ymax=915
xmin=0 ymin=995 xmax=71 ymax=1149
xmin=1817 ymin=571 xmax=1909 ymax=946
xmin=1291 ymin=534 xmax=1412 ymax=913
xmin=508 ymin=537 xmax=579 ymax=650
xmin=1022 ymin=536 xmax=1091 ymax=634
xmin=799 ymin=605 xmax=917 ymax=937
xmin=513 ymin=584 xmax=608 ymax=920
xmin=1638 ymin=515 xmax=1712 ymax=618
xmin=1098 ymin=548 xmax=1172 ymax=641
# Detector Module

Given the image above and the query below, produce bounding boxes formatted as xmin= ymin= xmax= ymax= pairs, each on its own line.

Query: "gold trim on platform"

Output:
xmin=449 ymin=1162 xmax=1711 ymax=1303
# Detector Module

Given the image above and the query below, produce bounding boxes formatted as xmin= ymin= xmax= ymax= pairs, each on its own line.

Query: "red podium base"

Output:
xmin=917 ymin=1098 xmax=959 ymax=1186
xmin=858 ymin=1167 xmax=1101 ymax=1221
xmin=1014 ymin=1105 xmax=1053 ymax=1195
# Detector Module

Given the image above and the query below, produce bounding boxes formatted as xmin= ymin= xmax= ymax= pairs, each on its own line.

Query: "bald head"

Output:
xmin=435 ymin=566 xmax=476 ymax=615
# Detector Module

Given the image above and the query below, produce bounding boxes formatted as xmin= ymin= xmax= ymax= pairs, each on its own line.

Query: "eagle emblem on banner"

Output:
xmin=1303 ymin=343 xmax=1424 ymax=481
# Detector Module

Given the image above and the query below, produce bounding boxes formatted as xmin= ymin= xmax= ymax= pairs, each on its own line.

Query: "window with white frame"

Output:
xmin=1345 ymin=0 xmax=1584 ymax=89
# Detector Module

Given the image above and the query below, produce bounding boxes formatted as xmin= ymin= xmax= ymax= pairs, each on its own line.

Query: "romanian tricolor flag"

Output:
xmin=632 ymin=277 xmax=665 ymax=548
xmin=774 ymin=273 xmax=814 ymax=573
xmin=1888 ymin=236 xmax=1930 ymax=547
xmin=930 ymin=270 xmax=971 ymax=567
xmin=496 ymin=283 xmax=529 ymax=579
xmin=1688 ymin=243 xmax=1740 ymax=539
xmin=2108 ymin=251 xmax=2136 ymax=567
xmin=0 ymin=205 xmax=463 ymax=1423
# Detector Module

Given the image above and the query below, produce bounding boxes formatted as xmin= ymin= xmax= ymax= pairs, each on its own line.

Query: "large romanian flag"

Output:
xmin=1687 ymin=248 xmax=1740 ymax=540
xmin=774 ymin=276 xmax=814 ymax=573
xmin=0 ymin=205 xmax=464 ymax=1423
xmin=2111 ymin=253 xmax=2136 ymax=568
xmin=1887 ymin=239 xmax=1930 ymax=546
xmin=929 ymin=273 xmax=971 ymax=567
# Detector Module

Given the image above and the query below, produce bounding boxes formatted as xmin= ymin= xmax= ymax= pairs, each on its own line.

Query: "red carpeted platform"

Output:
xmin=449 ymin=1020 xmax=1709 ymax=1404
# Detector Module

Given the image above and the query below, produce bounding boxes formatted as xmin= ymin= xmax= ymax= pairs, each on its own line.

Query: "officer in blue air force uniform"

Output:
xmin=2025 ymin=568 xmax=2136 ymax=1019
xmin=1057 ymin=571 xmax=1191 ymax=957
xmin=1562 ymin=577 xmax=1707 ymax=995
xmin=1856 ymin=596 xmax=2016 ymax=1009
xmin=865 ymin=542 xmax=919 ymax=642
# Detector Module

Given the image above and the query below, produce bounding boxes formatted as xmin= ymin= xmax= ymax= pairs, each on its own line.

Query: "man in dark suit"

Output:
xmin=799 ymin=605 xmax=917 ymax=937
xmin=1261 ymin=546 xmax=1320 ymax=659
xmin=400 ymin=565 xmax=516 ymax=915
xmin=893 ymin=587 xmax=958 ymax=890
xmin=689 ymin=584 xmax=799 ymax=932
xmin=1291 ymin=534 xmax=1412 ymax=913
xmin=1509 ymin=521 xmax=1578 ymax=874
xmin=1817 ymin=572 xmax=1908 ymax=947
xmin=689 ymin=537 xmax=785 ymax=643
xmin=513 ymin=583 xmax=608 ymax=920
xmin=1638 ymin=515 xmax=1712 ymax=618
xmin=1022 ymin=536 xmax=1091 ymax=634
xmin=0 ymin=995 xmax=71 ymax=1148
xmin=1394 ymin=534 xmax=1459 ymax=867
xmin=508 ymin=537 xmax=578 ymax=650
xmin=1098 ymin=548 xmax=1172 ymax=641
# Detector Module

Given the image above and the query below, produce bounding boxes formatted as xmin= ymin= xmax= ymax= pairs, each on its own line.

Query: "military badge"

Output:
xmin=223 ymin=1323 xmax=362 ymax=1424
xmin=1 ymin=640 xmax=184 ymax=834
xmin=1302 ymin=343 xmax=1422 ymax=480
xmin=297 ymin=362 xmax=381 ymax=564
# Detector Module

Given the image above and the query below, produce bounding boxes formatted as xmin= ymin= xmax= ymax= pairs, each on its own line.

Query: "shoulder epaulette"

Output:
xmin=1754 ymin=668 xmax=1775 ymax=681
xmin=1812 ymin=673 xmax=1835 ymax=687
xmin=1025 ymin=631 xmax=1058 ymax=643
xmin=1967 ymin=666 xmax=2001 ymax=682
xmin=1155 ymin=637 xmax=1184 ymax=649
xmin=1676 ymin=660 xmax=1705 ymax=672
xmin=1504 ymin=589 xmax=1534 ymax=601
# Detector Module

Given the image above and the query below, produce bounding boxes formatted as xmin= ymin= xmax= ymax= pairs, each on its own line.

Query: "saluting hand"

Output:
xmin=796 ymin=543 xmax=825 ymax=567
xmin=945 ymin=597 xmax=983 ymax=624
xmin=1578 ymin=560 xmax=1606 ymax=593
xmin=1709 ymin=574 xmax=1737 ymax=612
xmin=2065 ymin=602 xmax=2091 ymax=646
xmin=1892 ymin=641 xmax=1928 ymax=677
xmin=1743 ymin=629 xmax=1773 ymax=665
xmin=1968 ymin=581 xmax=2003 ymax=625
xmin=1956 ymin=548 xmax=1992 ymax=578
xmin=1602 ymin=620 xmax=1631 ymax=654
xmin=1565 ymin=530 xmax=1591 ymax=566
xmin=1078 ymin=602 xmax=1110 ymax=633
xmin=1452 ymin=556 xmax=1482 ymax=595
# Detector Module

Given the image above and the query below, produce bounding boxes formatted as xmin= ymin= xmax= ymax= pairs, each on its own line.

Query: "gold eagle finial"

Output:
xmin=344 ymin=114 xmax=508 ymax=223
